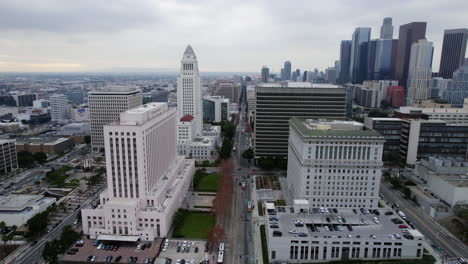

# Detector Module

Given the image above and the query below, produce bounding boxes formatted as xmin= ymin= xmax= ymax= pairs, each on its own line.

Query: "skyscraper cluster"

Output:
xmin=337 ymin=17 xmax=467 ymax=107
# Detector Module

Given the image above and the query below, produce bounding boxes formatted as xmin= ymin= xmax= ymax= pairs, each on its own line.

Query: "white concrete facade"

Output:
xmin=0 ymin=194 xmax=56 ymax=226
xmin=50 ymin=94 xmax=70 ymax=124
xmin=415 ymin=157 xmax=468 ymax=206
xmin=399 ymin=98 xmax=468 ymax=124
xmin=177 ymin=45 xmax=203 ymax=138
xmin=287 ymin=118 xmax=385 ymax=208
xmin=88 ymin=87 xmax=142 ymax=152
xmin=81 ymin=103 xmax=195 ymax=241
xmin=176 ymin=117 xmax=218 ymax=162
xmin=265 ymin=204 xmax=424 ymax=263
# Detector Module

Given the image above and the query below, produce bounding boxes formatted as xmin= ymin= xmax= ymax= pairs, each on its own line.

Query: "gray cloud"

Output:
xmin=0 ymin=0 xmax=158 ymax=33
xmin=0 ymin=0 xmax=466 ymax=72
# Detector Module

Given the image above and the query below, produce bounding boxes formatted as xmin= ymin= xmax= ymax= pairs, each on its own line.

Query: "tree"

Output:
xmin=0 ymin=221 xmax=6 ymax=233
xmin=211 ymin=160 xmax=233 ymax=223
xmin=207 ymin=224 xmax=226 ymax=253
xmin=242 ymin=148 xmax=254 ymax=162
xmin=87 ymin=173 xmax=103 ymax=186
xmin=383 ymin=151 xmax=404 ymax=167
xmin=172 ymin=209 xmax=189 ymax=235
xmin=84 ymin=135 xmax=91 ymax=144
xmin=1 ymin=232 xmax=14 ymax=254
xmin=389 ymin=177 xmax=401 ymax=190
xmin=33 ymin=152 xmax=47 ymax=164
xmin=381 ymin=99 xmax=391 ymax=108
xmin=454 ymin=203 xmax=468 ymax=225
xmin=258 ymin=157 xmax=275 ymax=170
xmin=42 ymin=240 xmax=60 ymax=264
xmin=368 ymin=110 xmax=389 ymax=117
xmin=219 ymin=138 xmax=232 ymax=159
xmin=221 ymin=121 xmax=236 ymax=140
xmin=17 ymin=151 xmax=35 ymax=168
xmin=402 ymin=186 xmax=412 ymax=199
xmin=59 ymin=225 xmax=80 ymax=253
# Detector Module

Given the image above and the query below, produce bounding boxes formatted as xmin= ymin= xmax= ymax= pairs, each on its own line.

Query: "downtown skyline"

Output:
xmin=0 ymin=0 xmax=467 ymax=73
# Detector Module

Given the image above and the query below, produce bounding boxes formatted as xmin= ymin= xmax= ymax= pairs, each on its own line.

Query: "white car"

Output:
xmin=288 ymin=229 xmax=298 ymax=234
xmin=162 ymin=246 xmax=168 ymax=252
xmin=324 ymin=226 xmax=329 ymax=231
xmin=97 ymin=244 xmax=103 ymax=250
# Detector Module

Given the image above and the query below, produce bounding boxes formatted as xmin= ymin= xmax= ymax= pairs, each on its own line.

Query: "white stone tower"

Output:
xmin=177 ymin=45 xmax=203 ymax=138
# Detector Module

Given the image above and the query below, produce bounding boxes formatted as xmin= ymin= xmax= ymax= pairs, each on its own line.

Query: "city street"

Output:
xmin=380 ymin=181 xmax=468 ymax=259
xmin=224 ymin=100 xmax=255 ymax=264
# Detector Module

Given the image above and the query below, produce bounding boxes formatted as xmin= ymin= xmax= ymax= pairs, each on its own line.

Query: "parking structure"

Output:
xmin=157 ymin=239 xmax=208 ymax=264
xmin=61 ymin=238 xmax=162 ymax=263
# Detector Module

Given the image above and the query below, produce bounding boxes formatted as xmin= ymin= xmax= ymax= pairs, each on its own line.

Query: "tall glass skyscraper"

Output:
xmin=380 ymin=17 xmax=394 ymax=39
xmin=339 ymin=40 xmax=352 ymax=84
xmin=443 ymin=59 xmax=468 ymax=107
xmin=374 ymin=39 xmax=394 ymax=80
xmin=350 ymin=27 xmax=371 ymax=84
xmin=284 ymin=61 xmax=292 ymax=80
xmin=439 ymin=28 xmax=468 ymax=79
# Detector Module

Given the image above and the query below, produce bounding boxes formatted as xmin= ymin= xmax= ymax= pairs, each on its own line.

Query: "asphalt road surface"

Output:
xmin=380 ymin=182 xmax=468 ymax=258
xmin=224 ymin=102 xmax=254 ymax=264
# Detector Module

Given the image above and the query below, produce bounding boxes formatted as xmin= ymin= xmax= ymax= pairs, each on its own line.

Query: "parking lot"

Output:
xmin=157 ymin=239 xmax=208 ymax=264
xmin=61 ymin=238 xmax=162 ymax=263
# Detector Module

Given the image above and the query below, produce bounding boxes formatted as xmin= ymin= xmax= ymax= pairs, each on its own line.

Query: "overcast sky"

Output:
xmin=0 ymin=0 xmax=467 ymax=73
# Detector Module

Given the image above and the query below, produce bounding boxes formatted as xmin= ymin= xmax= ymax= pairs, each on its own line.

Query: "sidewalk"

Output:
xmin=251 ymin=176 xmax=265 ymax=264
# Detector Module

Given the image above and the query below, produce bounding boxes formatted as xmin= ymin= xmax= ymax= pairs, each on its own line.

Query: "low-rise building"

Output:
xmin=265 ymin=201 xmax=424 ymax=263
xmin=398 ymin=98 xmax=468 ymax=124
xmin=203 ymin=95 xmax=229 ymax=123
xmin=0 ymin=194 xmax=56 ymax=226
xmin=365 ymin=117 xmax=468 ymax=165
xmin=16 ymin=136 xmax=74 ymax=154
xmin=364 ymin=117 xmax=406 ymax=154
xmin=0 ymin=139 xmax=18 ymax=174
xmin=177 ymin=115 xmax=219 ymax=161
xmin=415 ymin=157 xmax=468 ymax=206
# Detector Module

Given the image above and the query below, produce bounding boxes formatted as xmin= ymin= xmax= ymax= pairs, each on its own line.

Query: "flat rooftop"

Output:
xmin=119 ymin=103 xmax=170 ymax=126
xmin=257 ymin=82 xmax=342 ymax=89
xmin=290 ymin=118 xmax=384 ymax=139
xmin=438 ymin=175 xmax=468 ymax=187
xmin=15 ymin=136 xmax=71 ymax=145
xmin=89 ymin=86 xmax=140 ymax=95
xmin=0 ymin=194 xmax=54 ymax=211
xmin=267 ymin=207 xmax=420 ymax=241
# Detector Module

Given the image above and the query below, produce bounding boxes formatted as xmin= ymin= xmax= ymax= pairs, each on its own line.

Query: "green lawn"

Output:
xmin=195 ymin=173 xmax=220 ymax=192
xmin=173 ymin=212 xmax=215 ymax=239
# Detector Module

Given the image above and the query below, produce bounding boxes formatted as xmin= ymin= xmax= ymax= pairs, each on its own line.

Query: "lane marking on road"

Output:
xmin=381 ymin=183 xmax=466 ymax=257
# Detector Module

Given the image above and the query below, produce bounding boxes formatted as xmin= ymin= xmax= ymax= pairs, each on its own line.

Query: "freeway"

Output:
xmin=380 ymin=182 xmax=468 ymax=259
xmin=0 ymin=168 xmax=47 ymax=196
